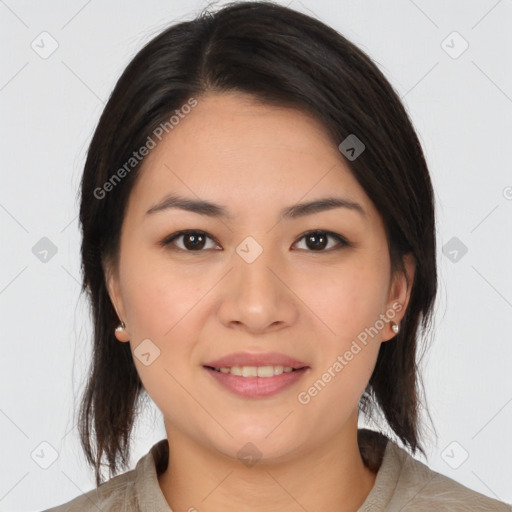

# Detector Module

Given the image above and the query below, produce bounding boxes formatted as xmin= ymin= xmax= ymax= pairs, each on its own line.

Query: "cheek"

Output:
xmin=117 ymin=250 xmax=209 ymax=394
xmin=121 ymin=260 xmax=206 ymax=419
xmin=293 ymin=256 xmax=388 ymax=403
xmin=295 ymin=263 xmax=386 ymax=419
xmin=302 ymin=257 xmax=389 ymax=343
xmin=120 ymin=253 xmax=204 ymax=340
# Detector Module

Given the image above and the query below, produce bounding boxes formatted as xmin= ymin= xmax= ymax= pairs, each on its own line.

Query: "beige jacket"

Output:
xmin=42 ymin=429 xmax=511 ymax=511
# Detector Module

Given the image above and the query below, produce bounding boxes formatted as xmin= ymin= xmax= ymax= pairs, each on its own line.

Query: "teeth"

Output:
xmin=213 ymin=365 xmax=297 ymax=377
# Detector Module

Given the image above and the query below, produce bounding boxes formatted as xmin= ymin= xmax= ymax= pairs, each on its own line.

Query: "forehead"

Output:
xmin=126 ymin=92 xmax=376 ymax=222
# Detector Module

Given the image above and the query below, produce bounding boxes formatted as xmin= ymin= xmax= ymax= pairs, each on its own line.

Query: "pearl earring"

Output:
xmin=391 ymin=321 xmax=400 ymax=334
xmin=115 ymin=321 xmax=126 ymax=333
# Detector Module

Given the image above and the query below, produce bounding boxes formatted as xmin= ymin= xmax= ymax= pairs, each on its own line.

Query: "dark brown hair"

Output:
xmin=77 ymin=0 xmax=437 ymax=486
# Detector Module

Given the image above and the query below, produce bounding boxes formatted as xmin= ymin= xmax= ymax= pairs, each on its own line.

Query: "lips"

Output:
xmin=203 ymin=351 xmax=309 ymax=370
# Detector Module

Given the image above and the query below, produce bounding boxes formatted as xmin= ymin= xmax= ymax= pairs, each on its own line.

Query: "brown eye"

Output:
xmin=162 ymin=230 xmax=220 ymax=252
xmin=293 ymin=230 xmax=349 ymax=251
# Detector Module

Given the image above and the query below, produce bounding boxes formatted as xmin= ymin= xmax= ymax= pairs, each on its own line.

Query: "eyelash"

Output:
xmin=159 ymin=229 xmax=351 ymax=253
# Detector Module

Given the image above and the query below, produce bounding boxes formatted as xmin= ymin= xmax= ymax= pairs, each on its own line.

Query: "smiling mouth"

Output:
xmin=203 ymin=365 xmax=307 ymax=378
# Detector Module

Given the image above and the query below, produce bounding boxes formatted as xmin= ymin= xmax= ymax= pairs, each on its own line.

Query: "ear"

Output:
xmin=104 ymin=259 xmax=130 ymax=343
xmin=381 ymin=252 xmax=415 ymax=342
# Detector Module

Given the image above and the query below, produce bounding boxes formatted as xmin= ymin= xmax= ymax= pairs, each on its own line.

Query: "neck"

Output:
xmin=157 ymin=419 xmax=378 ymax=512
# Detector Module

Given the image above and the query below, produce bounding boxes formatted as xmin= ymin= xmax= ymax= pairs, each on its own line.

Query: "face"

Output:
xmin=106 ymin=92 xmax=414 ymax=463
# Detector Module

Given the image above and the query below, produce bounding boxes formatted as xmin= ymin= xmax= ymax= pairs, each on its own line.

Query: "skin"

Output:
xmin=106 ymin=91 xmax=415 ymax=512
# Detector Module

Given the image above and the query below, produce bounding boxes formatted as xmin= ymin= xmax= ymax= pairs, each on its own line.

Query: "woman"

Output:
xmin=43 ymin=1 xmax=511 ymax=510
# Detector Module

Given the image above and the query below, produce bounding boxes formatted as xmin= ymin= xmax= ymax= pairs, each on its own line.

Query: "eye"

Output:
xmin=160 ymin=230 xmax=220 ymax=252
xmin=293 ymin=230 xmax=350 ymax=252
xmin=160 ymin=229 xmax=349 ymax=253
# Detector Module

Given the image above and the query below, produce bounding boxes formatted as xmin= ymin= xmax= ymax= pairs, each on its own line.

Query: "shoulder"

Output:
xmin=358 ymin=429 xmax=511 ymax=511
xmin=40 ymin=439 xmax=169 ymax=512
xmin=40 ymin=468 xmax=137 ymax=512
xmin=387 ymin=441 xmax=512 ymax=511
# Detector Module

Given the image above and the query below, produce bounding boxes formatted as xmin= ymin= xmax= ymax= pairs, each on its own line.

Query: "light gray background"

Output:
xmin=1 ymin=0 xmax=511 ymax=510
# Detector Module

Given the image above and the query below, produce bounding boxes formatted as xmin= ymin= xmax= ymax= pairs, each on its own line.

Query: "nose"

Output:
xmin=216 ymin=242 xmax=299 ymax=335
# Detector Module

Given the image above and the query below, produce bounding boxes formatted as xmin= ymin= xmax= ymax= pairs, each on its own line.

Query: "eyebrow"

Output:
xmin=145 ymin=193 xmax=365 ymax=220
